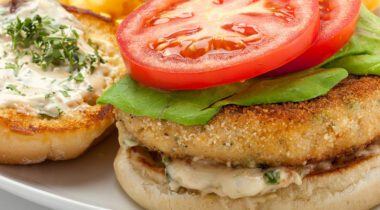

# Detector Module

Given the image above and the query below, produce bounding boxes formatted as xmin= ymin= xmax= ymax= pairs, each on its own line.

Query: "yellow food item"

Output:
xmin=60 ymin=0 xmax=379 ymax=20
xmin=363 ymin=0 xmax=380 ymax=10
xmin=60 ymin=0 xmax=143 ymax=19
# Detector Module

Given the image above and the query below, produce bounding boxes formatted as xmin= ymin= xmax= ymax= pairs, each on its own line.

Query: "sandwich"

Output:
xmin=99 ymin=0 xmax=380 ymax=209
xmin=0 ymin=0 xmax=125 ymax=164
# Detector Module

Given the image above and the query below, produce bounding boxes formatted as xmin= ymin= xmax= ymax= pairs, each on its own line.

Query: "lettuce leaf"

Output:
xmin=99 ymin=67 xmax=347 ymax=126
xmin=216 ymin=68 xmax=347 ymax=107
xmin=98 ymin=76 xmax=252 ymax=125
xmin=325 ymin=6 xmax=380 ymax=74
xmin=98 ymin=6 xmax=380 ymax=126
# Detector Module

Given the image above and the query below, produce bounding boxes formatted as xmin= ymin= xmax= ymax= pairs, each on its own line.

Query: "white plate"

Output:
xmin=0 ymin=132 xmax=141 ymax=210
xmin=1 ymin=7 xmax=380 ymax=210
xmin=1 ymin=135 xmax=380 ymax=210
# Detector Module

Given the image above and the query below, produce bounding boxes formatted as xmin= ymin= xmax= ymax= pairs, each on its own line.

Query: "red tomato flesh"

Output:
xmin=118 ymin=0 xmax=320 ymax=90
xmin=268 ymin=0 xmax=361 ymax=76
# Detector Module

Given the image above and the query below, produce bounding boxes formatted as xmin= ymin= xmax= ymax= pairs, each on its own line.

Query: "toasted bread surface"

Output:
xmin=0 ymin=7 xmax=125 ymax=164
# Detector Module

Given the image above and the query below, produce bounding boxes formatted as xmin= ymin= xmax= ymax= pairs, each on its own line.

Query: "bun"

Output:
xmin=115 ymin=148 xmax=380 ymax=210
xmin=0 ymin=8 xmax=125 ymax=164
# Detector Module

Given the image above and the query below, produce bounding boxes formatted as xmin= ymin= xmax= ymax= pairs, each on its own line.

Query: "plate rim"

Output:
xmin=0 ymin=174 xmax=109 ymax=210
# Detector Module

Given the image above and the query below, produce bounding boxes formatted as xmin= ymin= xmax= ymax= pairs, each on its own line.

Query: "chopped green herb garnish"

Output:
xmin=73 ymin=72 xmax=84 ymax=82
xmin=5 ymin=15 xmax=104 ymax=72
xmin=162 ymin=156 xmax=172 ymax=182
xmin=62 ymin=85 xmax=73 ymax=91
xmin=263 ymin=170 xmax=281 ymax=185
xmin=45 ymin=92 xmax=56 ymax=99
xmin=162 ymin=156 xmax=171 ymax=166
xmin=6 ymin=84 xmax=24 ymax=96
xmin=87 ymin=85 xmax=94 ymax=92
xmin=60 ymin=90 xmax=70 ymax=97
xmin=88 ymin=39 xmax=106 ymax=73
xmin=4 ymin=63 xmax=21 ymax=75
xmin=39 ymin=107 xmax=63 ymax=119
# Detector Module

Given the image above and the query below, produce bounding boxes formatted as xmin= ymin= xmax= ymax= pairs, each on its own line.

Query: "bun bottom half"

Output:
xmin=0 ymin=6 xmax=124 ymax=164
xmin=115 ymin=148 xmax=380 ymax=210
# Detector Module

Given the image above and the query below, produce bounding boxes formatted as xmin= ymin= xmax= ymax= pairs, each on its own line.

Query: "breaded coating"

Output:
xmin=117 ymin=76 xmax=380 ymax=166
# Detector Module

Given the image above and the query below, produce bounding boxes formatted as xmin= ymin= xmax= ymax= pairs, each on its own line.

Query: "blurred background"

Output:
xmin=59 ymin=0 xmax=380 ymax=23
xmin=59 ymin=0 xmax=144 ymax=23
xmin=365 ymin=0 xmax=380 ymax=10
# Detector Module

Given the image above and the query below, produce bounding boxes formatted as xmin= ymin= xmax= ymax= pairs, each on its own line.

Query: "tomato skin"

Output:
xmin=118 ymin=0 xmax=320 ymax=90
xmin=125 ymin=21 xmax=320 ymax=90
xmin=268 ymin=0 xmax=361 ymax=76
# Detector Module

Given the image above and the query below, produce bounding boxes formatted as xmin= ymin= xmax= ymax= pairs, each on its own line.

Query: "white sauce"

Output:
xmin=166 ymin=159 xmax=302 ymax=199
xmin=0 ymin=0 xmax=114 ymax=117
xmin=163 ymin=141 xmax=380 ymax=200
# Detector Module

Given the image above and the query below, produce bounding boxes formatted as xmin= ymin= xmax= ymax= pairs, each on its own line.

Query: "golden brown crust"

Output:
xmin=117 ymin=76 xmax=380 ymax=166
xmin=0 ymin=106 xmax=115 ymax=164
xmin=115 ymin=148 xmax=380 ymax=210
xmin=0 ymin=8 xmax=125 ymax=164
xmin=0 ymin=105 xmax=113 ymax=135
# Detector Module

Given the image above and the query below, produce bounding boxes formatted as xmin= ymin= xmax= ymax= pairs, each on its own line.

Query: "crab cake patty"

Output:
xmin=117 ymin=76 xmax=380 ymax=166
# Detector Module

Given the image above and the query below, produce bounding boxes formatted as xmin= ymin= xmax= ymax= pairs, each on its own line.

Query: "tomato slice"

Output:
xmin=268 ymin=0 xmax=361 ymax=76
xmin=118 ymin=0 xmax=320 ymax=90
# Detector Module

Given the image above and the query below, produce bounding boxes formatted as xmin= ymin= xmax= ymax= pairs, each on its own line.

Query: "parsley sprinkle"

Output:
xmin=6 ymin=84 xmax=24 ymax=96
xmin=162 ymin=156 xmax=172 ymax=182
xmin=73 ymin=72 xmax=84 ymax=82
xmin=87 ymin=85 xmax=94 ymax=92
xmin=162 ymin=156 xmax=171 ymax=166
xmin=4 ymin=63 xmax=21 ymax=75
xmin=45 ymin=92 xmax=56 ymax=100
xmin=5 ymin=15 xmax=104 ymax=72
xmin=62 ymin=85 xmax=73 ymax=92
xmin=263 ymin=170 xmax=281 ymax=185
xmin=60 ymin=90 xmax=70 ymax=97
xmin=39 ymin=107 xmax=63 ymax=119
